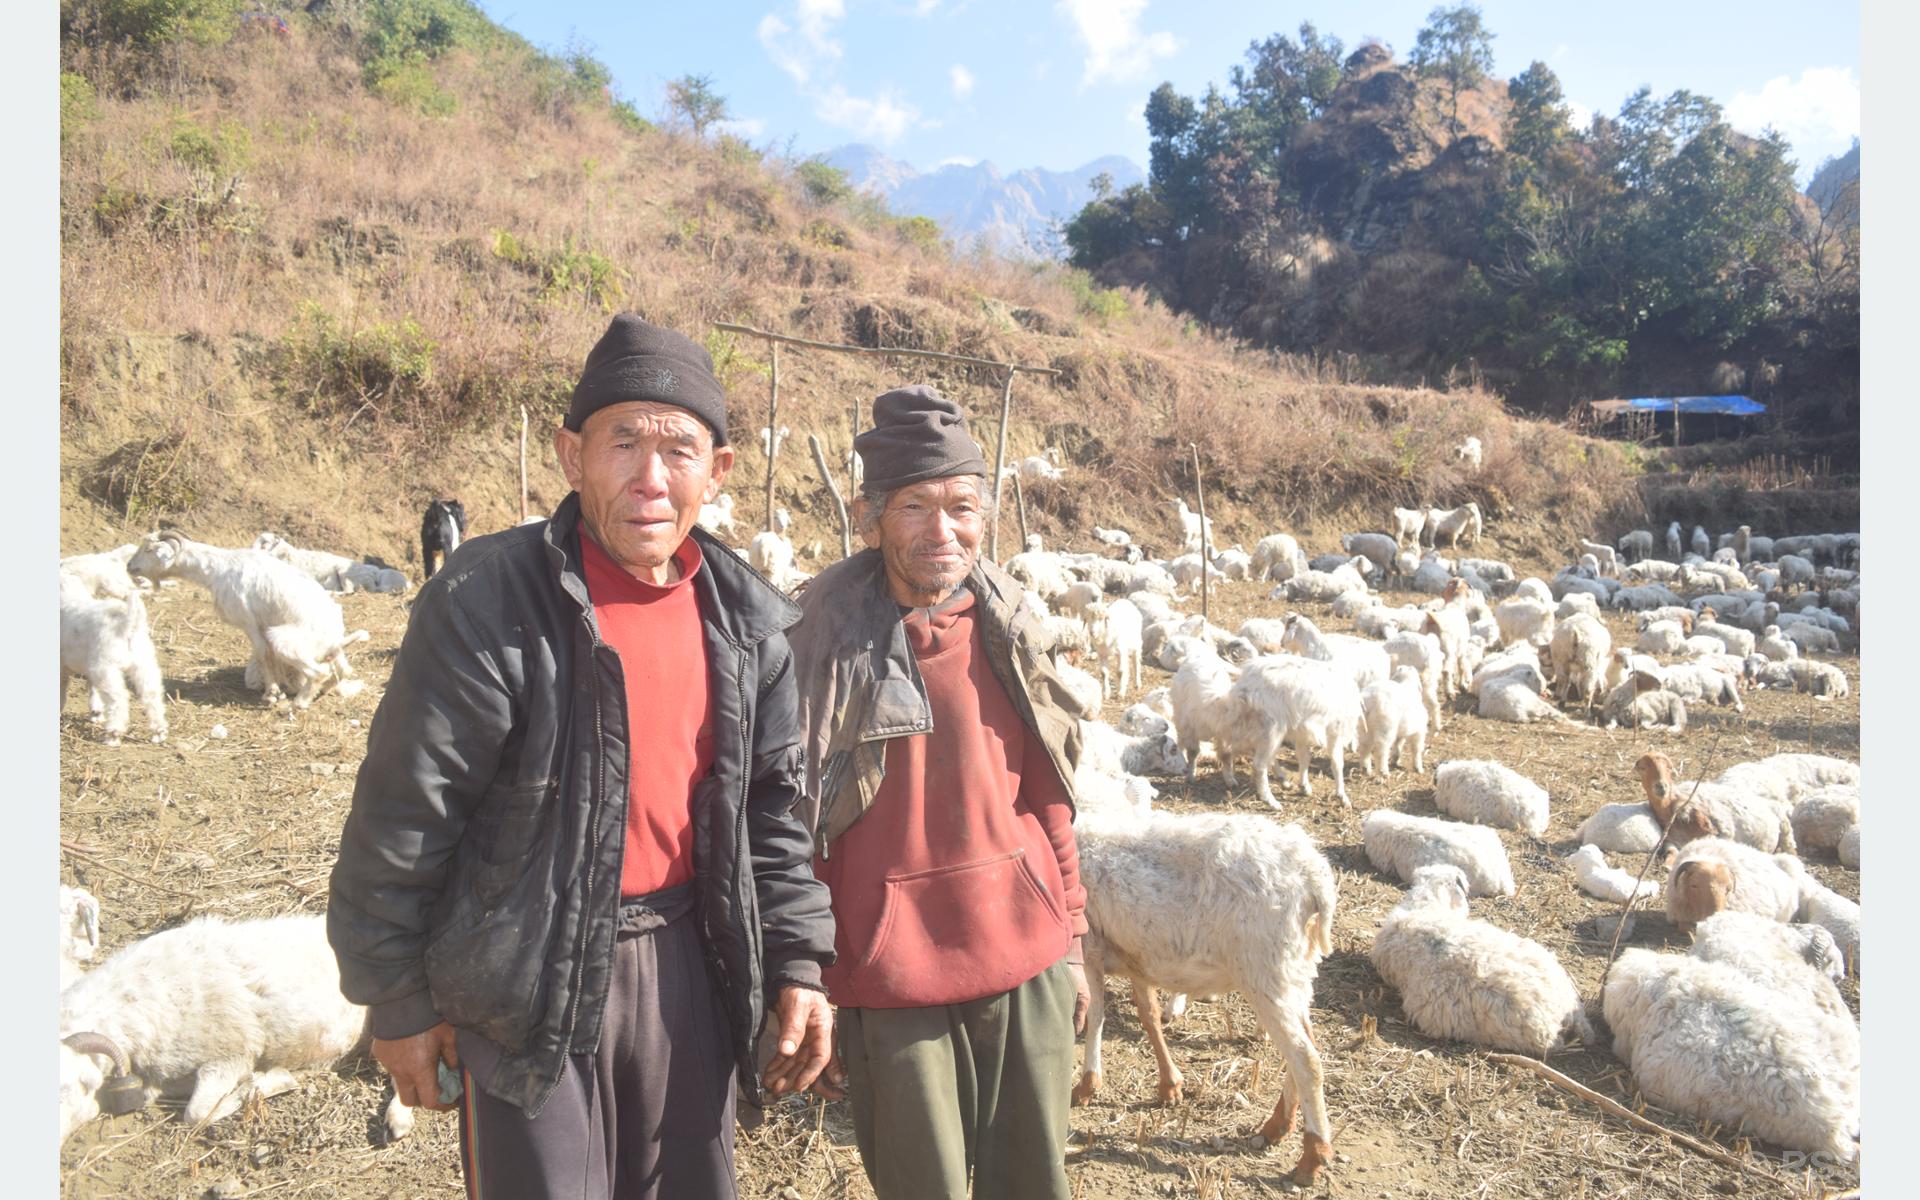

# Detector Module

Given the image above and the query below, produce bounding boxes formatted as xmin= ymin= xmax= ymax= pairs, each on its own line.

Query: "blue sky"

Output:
xmin=484 ymin=0 xmax=1860 ymax=178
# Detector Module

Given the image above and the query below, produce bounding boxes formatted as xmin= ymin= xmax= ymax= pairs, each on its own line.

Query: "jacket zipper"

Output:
xmin=733 ymin=646 xmax=760 ymax=1010
xmin=536 ymin=621 xmax=606 ymax=1113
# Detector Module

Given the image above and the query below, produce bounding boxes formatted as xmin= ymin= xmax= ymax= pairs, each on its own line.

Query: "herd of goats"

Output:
xmin=55 ymin=470 xmax=1862 ymax=1187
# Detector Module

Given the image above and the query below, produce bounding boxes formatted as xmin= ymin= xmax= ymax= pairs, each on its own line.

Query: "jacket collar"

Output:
xmin=542 ymin=492 xmax=802 ymax=648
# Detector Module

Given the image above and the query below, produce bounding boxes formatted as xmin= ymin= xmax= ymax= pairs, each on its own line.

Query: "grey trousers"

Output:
xmin=840 ymin=959 xmax=1076 ymax=1200
xmin=455 ymin=893 xmax=737 ymax=1200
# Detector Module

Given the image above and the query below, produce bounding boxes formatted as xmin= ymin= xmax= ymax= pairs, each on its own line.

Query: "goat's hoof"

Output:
xmin=1289 ymin=1133 xmax=1332 ymax=1185
xmin=1259 ymin=1100 xmax=1298 ymax=1143
xmin=1070 ymin=1074 xmax=1099 ymax=1106
xmin=1156 ymin=1077 xmax=1184 ymax=1106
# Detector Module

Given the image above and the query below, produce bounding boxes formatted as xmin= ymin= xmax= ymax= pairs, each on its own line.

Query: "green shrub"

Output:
xmin=371 ymin=61 xmax=458 ymax=116
xmin=538 ymin=240 xmax=626 ymax=310
xmin=703 ymin=329 xmax=770 ymax=389
xmin=611 ymin=98 xmax=653 ymax=135
xmin=62 ymin=0 xmax=244 ymax=49
xmin=716 ymin=134 xmax=761 ymax=168
xmin=358 ymin=0 xmax=490 ymax=86
xmin=60 ymin=73 xmax=98 ymax=140
xmin=1062 ymin=270 xmax=1130 ymax=323
xmin=795 ymin=158 xmax=853 ymax=206
xmin=280 ymin=303 xmax=437 ymax=420
xmin=166 ymin=117 xmax=250 ymax=178
xmin=895 ymin=215 xmax=943 ymax=251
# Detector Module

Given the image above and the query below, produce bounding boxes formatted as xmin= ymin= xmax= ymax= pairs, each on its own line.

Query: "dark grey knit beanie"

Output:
xmin=566 ymin=313 xmax=728 ymax=445
xmin=854 ymin=385 xmax=988 ymax=491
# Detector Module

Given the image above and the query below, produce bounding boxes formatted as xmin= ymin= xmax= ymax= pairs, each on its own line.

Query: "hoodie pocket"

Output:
xmin=850 ymin=847 xmax=1068 ymax=1007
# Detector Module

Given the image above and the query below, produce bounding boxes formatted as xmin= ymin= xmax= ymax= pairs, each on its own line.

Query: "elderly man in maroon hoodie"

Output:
xmin=787 ymin=386 xmax=1091 ymax=1200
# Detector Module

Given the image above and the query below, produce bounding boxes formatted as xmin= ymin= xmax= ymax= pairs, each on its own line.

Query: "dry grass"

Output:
xmin=58 ymin=546 xmax=1860 ymax=1199
xmin=59 ymin=18 xmax=1653 ymax=571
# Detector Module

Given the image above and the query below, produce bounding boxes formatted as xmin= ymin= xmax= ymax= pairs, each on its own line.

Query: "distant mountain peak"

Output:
xmin=821 ymin=145 xmax=1145 ymax=260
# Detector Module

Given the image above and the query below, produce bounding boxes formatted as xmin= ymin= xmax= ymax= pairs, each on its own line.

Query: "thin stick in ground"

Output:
xmin=808 ymin=434 xmax=852 ymax=560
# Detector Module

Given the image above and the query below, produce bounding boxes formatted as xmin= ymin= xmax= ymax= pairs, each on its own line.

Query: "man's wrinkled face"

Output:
xmin=862 ymin=475 xmax=986 ymax=605
xmin=555 ymin=401 xmax=734 ymax=582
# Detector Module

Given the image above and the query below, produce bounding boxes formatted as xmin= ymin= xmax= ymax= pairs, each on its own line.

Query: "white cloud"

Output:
xmin=949 ymin=63 xmax=975 ymax=100
xmin=717 ymin=117 xmax=767 ymax=139
xmin=913 ymin=0 xmax=942 ymax=13
xmin=1565 ymin=100 xmax=1594 ymax=132
xmin=1057 ymin=0 xmax=1179 ymax=88
xmin=757 ymin=0 xmax=846 ymax=86
xmin=1725 ymin=66 xmax=1860 ymax=166
xmin=936 ymin=155 xmax=980 ymax=167
xmin=1123 ymin=101 xmax=1145 ymax=127
xmin=1551 ymin=42 xmax=1568 ymax=61
xmin=814 ymin=85 xmax=923 ymax=144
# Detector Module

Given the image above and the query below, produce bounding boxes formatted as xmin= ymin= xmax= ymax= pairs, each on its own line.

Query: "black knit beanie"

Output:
xmin=854 ymin=385 xmax=989 ymax=491
xmin=566 ymin=313 xmax=728 ymax=445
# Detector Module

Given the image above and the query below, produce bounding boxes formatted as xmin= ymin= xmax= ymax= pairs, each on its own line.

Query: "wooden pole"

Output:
xmin=1013 ymin=473 xmax=1029 ymax=551
xmin=1673 ymin=396 xmax=1682 ymax=449
xmin=809 ymin=434 xmax=853 ymax=559
xmin=1191 ymin=443 xmax=1209 ymax=624
xmin=989 ymin=370 xmax=1016 ymax=563
xmin=518 ymin=406 xmax=529 ymax=522
xmin=764 ymin=343 xmax=780 ymax=533
xmin=713 ymin=321 xmax=1061 ymax=377
xmin=849 ymin=396 xmax=861 ymax=501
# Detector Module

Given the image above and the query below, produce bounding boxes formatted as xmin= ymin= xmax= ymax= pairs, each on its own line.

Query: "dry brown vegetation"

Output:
xmin=60 ymin=18 xmax=1648 ymax=568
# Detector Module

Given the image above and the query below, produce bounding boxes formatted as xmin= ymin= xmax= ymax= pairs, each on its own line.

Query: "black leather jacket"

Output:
xmin=326 ymin=493 xmax=835 ymax=1114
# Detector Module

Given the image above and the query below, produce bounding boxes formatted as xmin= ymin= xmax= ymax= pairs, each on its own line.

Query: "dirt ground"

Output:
xmin=56 ymin=544 xmax=1861 ymax=1200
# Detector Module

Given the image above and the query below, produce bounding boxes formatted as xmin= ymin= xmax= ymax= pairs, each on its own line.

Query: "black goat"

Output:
xmin=421 ymin=499 xmax=468 ymax=578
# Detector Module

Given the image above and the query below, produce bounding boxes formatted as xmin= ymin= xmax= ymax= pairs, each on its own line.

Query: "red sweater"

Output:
xmin=816 ymin=589 xmax=1087 ymax=1008
xmin=579 ymin=532 xmax=713 ymax=898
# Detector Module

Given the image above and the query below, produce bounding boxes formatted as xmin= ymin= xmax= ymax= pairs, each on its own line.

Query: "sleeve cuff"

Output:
xmin=766 ymin=955 xmax=825 ymax=993
xmin=370 ymin=990 xmax=442 ymax=1041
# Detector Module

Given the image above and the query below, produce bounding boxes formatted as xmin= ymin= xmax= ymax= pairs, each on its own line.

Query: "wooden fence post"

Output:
xmin=1192 ymin=442 xmax=1210 ymax=624
xmin=764 ymin=342 xmax=780 ymax=532
xmin=989 ymin=370 xmax=1016 ymax=562
xmin=809 ymin=434 xmax=853 ymax=560
xmin=1013 ymin=473 xmax=1029 ymax=552
xmin=518 ymin=406 xmax=529 ymax=523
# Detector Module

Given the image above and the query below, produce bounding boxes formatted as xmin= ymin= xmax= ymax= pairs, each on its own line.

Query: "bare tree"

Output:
xmin=666 ymin=74 xmax=729 ymax=140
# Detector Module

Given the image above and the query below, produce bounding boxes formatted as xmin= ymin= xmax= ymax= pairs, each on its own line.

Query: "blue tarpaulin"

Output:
xmin=1621 ymin=395 xmax=1767 ymax=416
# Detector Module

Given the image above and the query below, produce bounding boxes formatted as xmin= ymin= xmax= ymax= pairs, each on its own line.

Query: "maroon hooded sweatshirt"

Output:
xmin=815 ymin=588 xmax=1087 ymax=1009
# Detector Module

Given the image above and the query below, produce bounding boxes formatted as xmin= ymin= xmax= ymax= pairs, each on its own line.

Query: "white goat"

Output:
xmin=1566 ymin=845 xmax=1659 ymax=904
xmin=1235 ymin=657 xmax=1362 ymax=807
xmin=697 ymin=493 xmax=738 ymax=540
xmin=1429 ymin=502 xmax=1482 ymax=549
xmin=1085 ymin=598 xmax=1144 ymax=699
xmin=1361 ymin=809 xmax=1515 ymax=897
xmin=60 ymin=914 xmax=413 ymax=1143
xmin=59 ymin=575 xmax=167 ymax=745
xmin=1280 ymin=612 xmax=1389 ymax=689
xmin=1370 ymin=865 xmax=1592 ymax=1056
xmin=1357 ymin=667 xmax=1429 ymax=778
xmin=1546 ymin=611 xmax=1611 ymax=710
xmin=252 ymin=532 xmax=408 ymax=594
xmin=59 ymin=885 xmax=101 ymax=992
xmin=1433 ymin=759 xmax=1550 ymax=836
xmin=1454 ymin=436 xmax=1483 ymax=471
xmin=1603 ymin=948 xmax=1857 ymax=1162
xmin=126 ymin=533 xmax=366 ymax=709
xmin=1073 ymin=809 xmax=1340 ymax=1186
xmin=60 ymin=545 xmax=149 ymax=600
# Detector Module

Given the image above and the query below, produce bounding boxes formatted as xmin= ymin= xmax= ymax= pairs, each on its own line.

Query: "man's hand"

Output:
xmin=760 ymin=987 xmax=836 ymax=1097
xmin=1068 ymin=962 xmax=1091 ymax=1035
xmin=373 ymin=1021 xmax=461 ymax=1112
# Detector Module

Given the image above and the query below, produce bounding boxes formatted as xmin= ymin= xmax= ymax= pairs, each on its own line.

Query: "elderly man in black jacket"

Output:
xmin=327 ymin=314 xmax=836 ymax=1200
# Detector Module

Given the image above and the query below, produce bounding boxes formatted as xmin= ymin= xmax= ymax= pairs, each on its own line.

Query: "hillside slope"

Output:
xmin=58 ymin=2 xmax=1649 ymax=576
